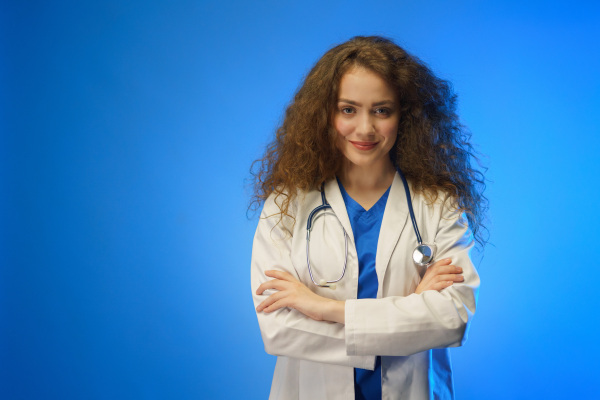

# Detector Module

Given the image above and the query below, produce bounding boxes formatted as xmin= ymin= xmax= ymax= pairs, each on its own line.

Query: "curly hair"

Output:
xmin=250 ymin=36 xmax=488 ymax=248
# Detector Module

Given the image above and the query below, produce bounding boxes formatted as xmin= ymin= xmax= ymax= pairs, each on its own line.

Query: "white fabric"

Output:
xmin=251 ymin=173 xmax=480 ymax=400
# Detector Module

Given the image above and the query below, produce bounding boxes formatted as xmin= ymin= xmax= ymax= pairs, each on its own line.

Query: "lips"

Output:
xmin=349 ymin=141 xmax=377 ymax=151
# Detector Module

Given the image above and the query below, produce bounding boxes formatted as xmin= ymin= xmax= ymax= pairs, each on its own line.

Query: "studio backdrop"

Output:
xmin=2 ymin=1 xmax=599 ymax=399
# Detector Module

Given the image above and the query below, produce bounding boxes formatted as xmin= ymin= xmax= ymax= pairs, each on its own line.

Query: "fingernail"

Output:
xmin=457 ymin=267 xmax=463 ymax=272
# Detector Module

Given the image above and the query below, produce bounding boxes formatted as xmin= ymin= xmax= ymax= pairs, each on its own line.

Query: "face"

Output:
xmin=334 ymin=67 xmax=399 ymax=171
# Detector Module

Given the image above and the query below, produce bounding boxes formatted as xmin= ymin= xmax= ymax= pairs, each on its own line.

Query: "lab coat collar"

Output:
xmin=376 ymin=173 xmax=410 ymax=292
xmin=324 ymin=178 xmax=355 ymax=246
xmin=324 ymin=173 xmax=410 ymax=293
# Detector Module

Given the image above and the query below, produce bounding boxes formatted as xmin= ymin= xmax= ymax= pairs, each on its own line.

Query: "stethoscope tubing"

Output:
xmin=396 ymin=168 xmax=423 ymax=245
xmin=305 ymin=167 xmax=435 ymax=288
xmin=306 ymin=188 xmax=348 ymax=287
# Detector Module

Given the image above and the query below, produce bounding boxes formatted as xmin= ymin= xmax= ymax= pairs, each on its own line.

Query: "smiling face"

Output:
xmin=334 ymin=67 xmax=399 ymax=173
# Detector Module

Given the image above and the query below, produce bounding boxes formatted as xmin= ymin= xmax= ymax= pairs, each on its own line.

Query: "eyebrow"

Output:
xmin=338 ymin=98 xmax=395 ymax=107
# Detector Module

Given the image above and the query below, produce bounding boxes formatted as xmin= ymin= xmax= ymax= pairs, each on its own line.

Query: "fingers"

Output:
xmin=262 ymin=297 xmax=294 ymax=313
xmin=256 ymin=278 xmax=290 ymax=295
xmin=421 ymin=259 xmax=454 ymax=281
xmin=428 ymin=280 xmax=455 ymax=291
xmin=256 ymin=271 xmax=297 ymax=295
xmin=415 ymin=260 xmax=465 ymax=294
xmin=424 ymin=259 xmax=462 ymax=277
xmin=256 ymin=290 xmax=287 ymax=312
xmin=255 ymin=270 xmax=299 ymax=313
xmin=265 ymin=270 xmax=296 ymax=281
xmin=424 ymin=264 xmax=463 ymax=279
xmin=255 ymin=270 xmax=320 ymax=317
xmin=431 ymin=273 xmax=464 ymax=283
xmin=430 ymin=258 xmax=453 ymax=268
xmin=422 ymin=267 xmax=464 ymax=285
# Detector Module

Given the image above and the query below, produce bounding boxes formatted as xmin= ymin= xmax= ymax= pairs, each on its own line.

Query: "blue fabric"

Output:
xmin=338 ymin=179 xmax=390 ymax=400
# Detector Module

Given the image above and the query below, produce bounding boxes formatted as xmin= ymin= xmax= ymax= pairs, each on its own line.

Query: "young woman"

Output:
xmin=250 ymin=36 xmax=486 ymax=400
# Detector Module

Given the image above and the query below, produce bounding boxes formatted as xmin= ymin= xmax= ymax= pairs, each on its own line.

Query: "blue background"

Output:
xmin=3 ymin=1 xmax=600 ymax=399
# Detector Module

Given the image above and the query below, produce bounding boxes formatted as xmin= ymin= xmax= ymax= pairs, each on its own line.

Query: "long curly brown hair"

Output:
xmin=250 ymin=36 xmax=488 ymax=247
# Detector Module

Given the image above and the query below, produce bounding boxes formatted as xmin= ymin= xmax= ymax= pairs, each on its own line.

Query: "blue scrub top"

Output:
xmin=338 ymin=179 xmax=390 ymax=400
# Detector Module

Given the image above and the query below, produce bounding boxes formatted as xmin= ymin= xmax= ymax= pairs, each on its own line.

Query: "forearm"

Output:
xmin=252 ymin=245 xmax=372 ymax=368
xmin=321 ymin=298 xmax=346 ymax=324
xmin=255 ymin=300 xmax=375 ymax=369
xmin=345 ymin=278 xmax=478 ymax=357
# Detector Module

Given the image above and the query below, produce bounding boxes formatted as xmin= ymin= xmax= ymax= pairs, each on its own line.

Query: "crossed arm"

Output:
xmin=252 ymin=191 xmax=479 ymax=364
xmin=255 ymin=258 xmax=465 ymax=324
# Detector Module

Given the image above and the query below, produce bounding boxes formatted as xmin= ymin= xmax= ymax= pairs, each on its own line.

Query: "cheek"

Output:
xmin=381 ymin=122 xmax=399 ymax=152
xmin=385 ymin=128 xmax=397 ymax=141
xmin=383 ymin=120 xmax=399 ymax=140
xmin=335 ymin=131 xmax=346 ymax=153
xmin=334 ymin=118 xmax=352 ymax=137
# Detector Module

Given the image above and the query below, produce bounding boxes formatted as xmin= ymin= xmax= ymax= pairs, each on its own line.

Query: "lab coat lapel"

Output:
xmin=324 ymin=179 xmax=355 ymax=245
xmin=376 ymin=173 xmax=410 ymax=293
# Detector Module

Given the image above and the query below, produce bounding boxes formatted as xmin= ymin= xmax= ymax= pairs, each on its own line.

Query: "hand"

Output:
xmin=255 ymin=270 xmax=345 ymax=323
xmin=415 ymin=258 xmax=464 ymax=294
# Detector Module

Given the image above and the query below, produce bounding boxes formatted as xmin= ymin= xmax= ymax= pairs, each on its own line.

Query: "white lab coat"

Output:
xmin=251 ymin=172 xmax=480 ymax=400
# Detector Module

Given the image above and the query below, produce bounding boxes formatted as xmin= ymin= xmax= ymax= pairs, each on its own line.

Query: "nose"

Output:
xmin=357 ymin=111 xmax=375 ymax=136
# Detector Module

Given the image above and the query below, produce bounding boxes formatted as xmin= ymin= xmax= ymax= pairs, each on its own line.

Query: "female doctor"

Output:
xmin=250 ymin=36 xmax=486 ymax=400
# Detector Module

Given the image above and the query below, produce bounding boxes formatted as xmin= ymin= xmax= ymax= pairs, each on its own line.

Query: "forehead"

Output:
xmin=337 ymin=67 xmax=396 ymax=102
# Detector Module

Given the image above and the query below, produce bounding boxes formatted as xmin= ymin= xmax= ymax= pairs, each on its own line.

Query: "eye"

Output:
xmin=374 ymin=107 xmax=391 ymax=116
xmin=340 ymin=106 xmax=355 ymax=114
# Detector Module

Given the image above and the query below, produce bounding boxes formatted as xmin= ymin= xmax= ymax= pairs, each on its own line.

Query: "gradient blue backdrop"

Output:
xmin=3 ymin=1 xmax=600 ymax=399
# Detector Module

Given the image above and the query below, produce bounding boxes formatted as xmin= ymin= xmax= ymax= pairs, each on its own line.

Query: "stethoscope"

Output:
xmin=306 ymin=167 xmax=436 ymax=288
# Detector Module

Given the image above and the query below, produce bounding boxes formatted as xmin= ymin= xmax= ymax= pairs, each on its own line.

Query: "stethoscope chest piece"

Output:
xmin=412 ymin=243 xmax=437 ymax=267
xmin=306 ymin=168 xmax=438 ymax=288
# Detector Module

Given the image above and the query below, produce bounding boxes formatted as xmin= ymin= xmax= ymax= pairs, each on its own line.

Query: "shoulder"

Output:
xmin=410 ymin=186 xmax=468 ymax=230
xmin=259 ymin=186 xmax=319 ymax=235
xmin=261 ymin=187 xmax=308 ymax=216
xmin=404 ymin=186 xmax=475 ymax=263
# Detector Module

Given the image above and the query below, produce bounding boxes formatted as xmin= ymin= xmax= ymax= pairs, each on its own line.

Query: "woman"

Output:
xmin=250 ymin=36 xmax=486 ymax=400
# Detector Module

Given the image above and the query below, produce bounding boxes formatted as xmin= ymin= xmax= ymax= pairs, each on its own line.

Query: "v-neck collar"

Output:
xmin=324 ymin=173 xmax=411 ymax=295
xmin=337 ymin=178 xmax=391 ymax=214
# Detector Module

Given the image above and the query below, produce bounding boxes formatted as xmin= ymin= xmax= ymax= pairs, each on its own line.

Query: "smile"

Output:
xmin=349 ymin=141 xmax=378 ymax=151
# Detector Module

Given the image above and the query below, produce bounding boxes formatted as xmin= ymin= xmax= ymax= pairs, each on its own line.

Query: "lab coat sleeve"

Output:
xmin=345 ymin=203 xmax=480 ymax=357
xmin=251 ymin=194 xmax=376 ymax=369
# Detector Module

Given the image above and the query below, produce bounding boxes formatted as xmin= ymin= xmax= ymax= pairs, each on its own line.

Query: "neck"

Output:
xmin=338 ymin=158 xmax=396 ymax=193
